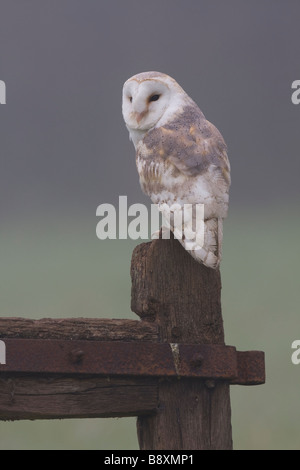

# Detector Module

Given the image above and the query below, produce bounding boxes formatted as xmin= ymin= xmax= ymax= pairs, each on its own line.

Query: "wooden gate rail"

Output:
xmin=0 ymin=318 xmax=158 ymax=420
xmin=0 ymin=237 xmax=265 ymax=449
xmin=0 ymin=335 xmax=264 ymax=382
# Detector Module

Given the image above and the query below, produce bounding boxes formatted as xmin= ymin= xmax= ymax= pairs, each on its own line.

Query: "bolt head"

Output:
xmin=70 ymin=349 xmax=84 ymax=364
xmin=191 ymin=353 xmax=204 ymax=367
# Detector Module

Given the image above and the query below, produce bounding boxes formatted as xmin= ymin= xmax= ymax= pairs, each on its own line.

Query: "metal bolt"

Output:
xmin=205 ymin=379 xmax=216 ymax=389
xmin=191 ymin=353 xmax=204 ymax=367
xmin=70 ymin=349 xmax=84 ymax=364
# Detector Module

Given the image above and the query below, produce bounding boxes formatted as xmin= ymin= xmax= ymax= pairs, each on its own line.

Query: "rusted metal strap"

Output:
xmin=0 ymin=339 xmax=265 ymax=385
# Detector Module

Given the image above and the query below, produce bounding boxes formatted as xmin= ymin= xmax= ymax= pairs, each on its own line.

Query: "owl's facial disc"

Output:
xmin=122 ymin=79 xmax=171 ymax=131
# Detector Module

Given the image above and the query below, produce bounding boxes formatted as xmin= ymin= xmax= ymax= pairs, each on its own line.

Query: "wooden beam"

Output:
xmin=0 ymin=317 xmax=158 ymax=342
xmin=0 ymin=376 xmax=157 ymax=420
xmin=0 ymin=318 xmax=159 ymax=420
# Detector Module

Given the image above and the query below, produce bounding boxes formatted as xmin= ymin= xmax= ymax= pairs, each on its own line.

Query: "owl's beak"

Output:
xmin=135 ymin=110 xmax=147 ymax=125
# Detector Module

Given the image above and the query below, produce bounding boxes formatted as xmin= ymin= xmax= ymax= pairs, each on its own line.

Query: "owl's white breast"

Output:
xmin=127 ymin=127 xmax=147 ymax=149
xmin=137 ymin=150 xmax=228 ymax=219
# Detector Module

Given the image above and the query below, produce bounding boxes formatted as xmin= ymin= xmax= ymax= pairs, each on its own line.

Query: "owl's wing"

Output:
xmin=170 ymin=119 xmax=230 ymax=183
xmin=140 ymin=106 xmax=230 ymax=269
xmin=143 ymin=109 xmax=230 ymax=192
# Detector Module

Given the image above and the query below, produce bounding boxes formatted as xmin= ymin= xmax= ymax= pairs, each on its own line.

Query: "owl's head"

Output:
xmin=122 ymin=71 xmax=188 ymax=145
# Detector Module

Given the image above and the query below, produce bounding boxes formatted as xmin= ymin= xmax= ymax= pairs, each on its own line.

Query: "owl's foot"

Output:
xmin=151 ymin=226 xmax=172 ymax=240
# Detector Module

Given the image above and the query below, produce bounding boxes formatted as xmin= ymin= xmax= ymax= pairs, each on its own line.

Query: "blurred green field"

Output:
xmin=0 ymin=207 xmax=299 ymax=449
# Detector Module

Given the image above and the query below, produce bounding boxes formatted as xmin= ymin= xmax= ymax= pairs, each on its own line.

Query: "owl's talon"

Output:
xmin=151 ymin=230 xmax=160 ymax=239
xmin=151 ymin=226 xmax=171 ymax=239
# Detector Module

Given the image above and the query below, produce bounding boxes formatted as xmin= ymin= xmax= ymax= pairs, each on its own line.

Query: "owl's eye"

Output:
xmin=149 ymin=94 xmax=161 ymax=103
xmin=129 ymin=96 xmax=133 ymax=103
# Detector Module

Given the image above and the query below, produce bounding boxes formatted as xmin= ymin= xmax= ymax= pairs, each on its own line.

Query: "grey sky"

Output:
xmin=0 ymin=0 xmax=299 ymax=222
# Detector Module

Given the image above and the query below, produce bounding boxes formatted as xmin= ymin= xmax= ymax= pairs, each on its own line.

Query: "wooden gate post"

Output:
xmin=131 ymin=236 xmax=233 ymax=450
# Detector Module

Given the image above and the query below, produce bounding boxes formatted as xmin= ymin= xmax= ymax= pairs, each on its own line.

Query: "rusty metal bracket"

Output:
xmin=0 ymin=339 xmax=265 ymax=385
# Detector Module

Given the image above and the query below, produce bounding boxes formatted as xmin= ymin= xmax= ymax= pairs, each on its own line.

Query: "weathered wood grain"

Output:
xmin=131 ymin=237 xmax=233 ymax=450
xmin=0 ymin=318 xmax=159 ymax=420
xmin=0 ymin=375 xmax=158 ymax=420
xmin=0 ymin=317 xmax=158 ymax=342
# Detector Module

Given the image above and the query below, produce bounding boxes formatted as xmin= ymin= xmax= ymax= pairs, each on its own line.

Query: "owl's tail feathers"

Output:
xmin=179 ymin=217 xmax=223 ymax=270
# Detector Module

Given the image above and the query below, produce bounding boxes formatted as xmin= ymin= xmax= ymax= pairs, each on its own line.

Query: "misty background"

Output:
xmin=0 ymin=0 xmax=299 ymax=449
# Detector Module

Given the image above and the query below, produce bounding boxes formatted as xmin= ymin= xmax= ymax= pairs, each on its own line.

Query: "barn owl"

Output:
xmin=122 ymin=71 xmax=230 ymax=269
